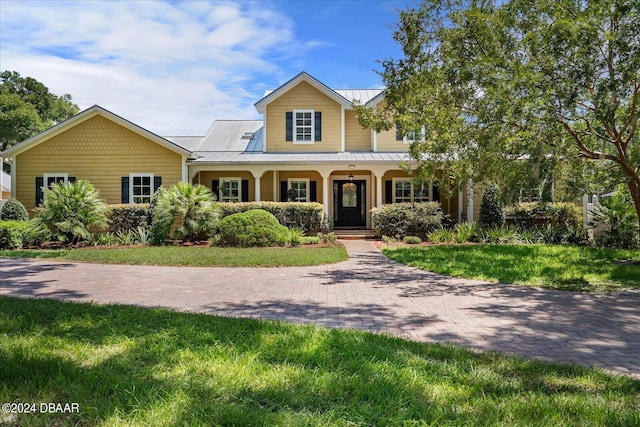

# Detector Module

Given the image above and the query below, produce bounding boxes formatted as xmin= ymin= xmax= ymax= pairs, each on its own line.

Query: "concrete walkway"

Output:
xmin=1 ymin=240 xmax=639 ymax=379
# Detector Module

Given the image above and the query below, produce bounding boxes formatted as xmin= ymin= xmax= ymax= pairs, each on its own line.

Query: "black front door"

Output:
xmin=334 ymin=180 xmax=366 ymax=227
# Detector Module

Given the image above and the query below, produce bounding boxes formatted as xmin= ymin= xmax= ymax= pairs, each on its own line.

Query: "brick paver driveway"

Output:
xmin=1 ymin=240 xmax=639 ymax=378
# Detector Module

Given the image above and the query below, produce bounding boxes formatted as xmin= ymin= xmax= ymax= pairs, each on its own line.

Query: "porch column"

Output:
xmin=252 ymin=171 xmax=263 ymax=202
xmin=322 ymin=173 xmax=330 ymax=220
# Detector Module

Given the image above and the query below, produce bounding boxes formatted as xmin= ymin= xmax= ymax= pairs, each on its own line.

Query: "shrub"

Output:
xmin=152 ymin=183 xmax=219 ymax=243
xmin=218 ymin=202 xmax=324 ymax=231
xmin=480 ymin=225 xmax=520 ymax=244
xmin=216 ymin=209 xmax=289 ymax=247
xmin=479 ymin=182 xmax=504 ymax=229
xmin=590 ymin=185 xmax=639 ymax=249
xmin=33 ymin=180 xmax=109 ymax=244
xmin=505 ymin=202 xmax=583 ymax=232
xmin=0 ymin=221 xmax=28 ymax=249
xmin=107 ymin=204 xmax=150 ymax=233
xmin=371 ymin=202 xmax=443 ymax=239
xmin=288 ymin=227 xmax=304 ymax=246
xmin=403 ymin=235 xmax=422 ymax=244
xmin=427 ymin=228 xmax=454 ymax=244
xmin=0 ymin=198 xmax=28 ymax=221
xmin=453 ymin=222 xmax=478 ymax=243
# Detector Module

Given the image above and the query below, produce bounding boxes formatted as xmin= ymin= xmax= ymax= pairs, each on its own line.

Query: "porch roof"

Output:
xmin=187 ymin=151 xmax=413 ymax=165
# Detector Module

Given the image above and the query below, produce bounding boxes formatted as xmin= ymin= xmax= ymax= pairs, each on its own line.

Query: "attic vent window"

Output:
xmin=241 ymin=132 xmax=255 ymax=140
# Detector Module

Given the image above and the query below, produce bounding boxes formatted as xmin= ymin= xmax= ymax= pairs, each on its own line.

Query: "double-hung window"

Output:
xmin=220 ymin=178 xmax=241 ymax=202
xmin=43 ymin=173 xmax=68 ymax=190
xmin=294 ymin=109 xmax=314 ymax=143
xmin=130 ymin=173 xmax=154 ymax=204
xmin=393 ymin=178 xmax=432 ymax=203
xmin=287 ymin=178 xmax=309 ymax=202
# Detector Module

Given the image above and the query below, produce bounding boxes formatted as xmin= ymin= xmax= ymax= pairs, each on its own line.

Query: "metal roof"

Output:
xmin=188 ymin=151 xmax=412 ymax=165
xmin=334 ymin=89 xmax=384 ymax=105
xmin=166 ymin=120 xmax=263 ymax=153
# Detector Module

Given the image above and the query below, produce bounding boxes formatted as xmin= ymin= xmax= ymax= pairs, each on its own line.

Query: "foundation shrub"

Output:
xmin=107 ymin=204 xmax=150 ymax=233
xmin=0 ymin=220 xmax=46 ymax=249
xmin=215 ymin=209 xmax=289 ymax=247
xmin=218 ymin=202 xmax=324 ymax=231
xmin=505 ymin=202 xmax=583 ymax=231
xmin=0 ymin=198 xmax=28 ymax=221
xmin=372 ymin=202 xmax=443 ymax=239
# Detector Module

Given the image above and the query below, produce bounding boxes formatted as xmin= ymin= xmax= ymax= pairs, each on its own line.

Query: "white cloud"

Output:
xmin=0 ymin=0 xmax=307 ymax=135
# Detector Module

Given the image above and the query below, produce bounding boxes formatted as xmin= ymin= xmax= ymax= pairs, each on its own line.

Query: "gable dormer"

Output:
xmin=255 ymin=72 xmax=352 ymax=153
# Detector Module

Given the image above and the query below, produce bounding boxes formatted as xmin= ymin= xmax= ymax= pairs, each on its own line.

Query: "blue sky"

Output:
xmin=1 ymin=0 xmax=414 ymax=136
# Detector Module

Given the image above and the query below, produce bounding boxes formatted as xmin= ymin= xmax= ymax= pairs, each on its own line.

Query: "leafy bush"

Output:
xmin=0 ymin=221 xmax=28 ymax=249
xmin=0 ymin=198 xmax=28 ymax=221
xmin=590 ymin=185 xmax=639 ymax=249
xmin=147 ymin=186 xmax=166 ymax=227
xmin=479 ymin=182 xmax=504 ymax=229
xmin=288 ymin=227 xmax=304 ymax=246
xmin=505 ymin=202 xmax=583 ymax=231
xmin=0 ymin=220 xmax=46 ymax=249
xmin=152 ymin=183 xmax=219 ymax=243
xmin=218 ymin=202 xmax=324 ymax=231
xmin=108 ymin=204 xmax=149 ymax=233
xmin=453 ymin=222 xmax=478 ymax=243
xmin=480 ymin=225 xmax=520 ymax=244
xmin=372 ymin=202 xmax=443 ymax=239
xmin=318 ymin=232 xmax=338 ymax=245
xmin=33 ymin=180 xmax=109 ymax=244
xmin=403 ymin=235 xmax=422 ymax=244
xmin=300 ymin=236 xmax=320 ymax=245
xmin=216 ymin=209 xmax=289 ymax=247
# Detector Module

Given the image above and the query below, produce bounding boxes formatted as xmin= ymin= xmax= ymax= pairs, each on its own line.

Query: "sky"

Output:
xmin=1 ymin=0 xmax=414 ymax=136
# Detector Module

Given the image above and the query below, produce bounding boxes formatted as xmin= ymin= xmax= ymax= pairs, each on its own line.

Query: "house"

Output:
xmin=0 ymin=72 xmax=479 ymax=228
xmin=1 ymin=171 xmax=10 ymax=200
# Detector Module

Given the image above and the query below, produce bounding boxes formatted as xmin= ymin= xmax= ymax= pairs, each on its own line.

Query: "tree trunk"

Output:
xmin=628 ymin=178 xmax=640 ymax=235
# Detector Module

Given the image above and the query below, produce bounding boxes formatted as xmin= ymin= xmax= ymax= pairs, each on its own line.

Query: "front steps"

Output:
xmin=331 ymin=229 xmax=378 ymax=240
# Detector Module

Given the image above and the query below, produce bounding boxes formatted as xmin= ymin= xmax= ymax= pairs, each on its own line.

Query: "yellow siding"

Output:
xmin=344 ymin=110 xmax=371 ymax=151
xmin=265 ymin=81 xmax=342 ymax=152
xmin=376 ymin=127 xmax=409 ymax=152
xmin=277 ymin=171 xmax=323 ymax=203
xmin=16 ymin=115 xmax=183 ymax=213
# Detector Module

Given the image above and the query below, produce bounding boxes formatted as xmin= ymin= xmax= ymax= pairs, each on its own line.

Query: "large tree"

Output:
xmin=0 ymin=71 xmax=79 ymax=152
xmin=358 ymin=0 xmax=639 ymax=224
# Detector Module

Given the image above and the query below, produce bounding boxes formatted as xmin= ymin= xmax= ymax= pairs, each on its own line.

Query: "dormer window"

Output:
xmin=294 ymin=109 xmax=314 ymax=142
xmin=286 ymin=110 xmax=322 ymax=143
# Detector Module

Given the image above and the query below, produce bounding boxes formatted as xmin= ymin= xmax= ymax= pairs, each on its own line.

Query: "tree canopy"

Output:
xmin=0 ymin=71 xmax=79 ymax=152
xmin=357 ymin=0 xmax=639 ymax=219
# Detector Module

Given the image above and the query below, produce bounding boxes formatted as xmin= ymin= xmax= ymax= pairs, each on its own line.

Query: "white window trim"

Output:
xmin=42 ymin=173 xmax=69 ymax=200
xmin=392 ymin=178 xmax=432 ymax=203
xmin=43 ymin=173 xmax=69 ymax=188
xmin=129 ymin=173 xmax=154 ymax=204
xmin=287 ymin=178 xmax=310 ymax=202
xmin=219 ymin=177 xmax=242 ymax=203
xmin=292 ymin=109 xmax=315 ymax=144
xmin=403 ymin=126 xmax=425 ymax=144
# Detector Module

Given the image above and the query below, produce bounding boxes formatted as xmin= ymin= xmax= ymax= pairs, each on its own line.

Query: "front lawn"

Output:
xmin=0 ymin=244 xmax=348 ymax=267
xmin=1 ymin=297 xmax=638 ymax=426
xmin=383 ymin=244 xmax=640 ymax=292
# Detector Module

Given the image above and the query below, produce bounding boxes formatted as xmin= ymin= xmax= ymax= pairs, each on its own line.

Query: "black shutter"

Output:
xmin=314 ymin=111 xmax=321 ymax=141
xmin=212 ymin=180 xmax=219 ymax=201
xmin=396 ymin=123 xmax=404 ymax=141
xmin=35 ymin=177 xmax=44 ymax=207
xmin=121 ymin=177 xmax=130 ymax=204
xmin=241 ymin=180 xmax=249 ymax=202
xmin=310 ymin=181 xmax=317 ymax=202
xmin=433 ymin=180 xmax=440 ymax=202
xmin=68 ymin=176 xmax=76 ymax=183
xmin=153 ymin=176 xmax=162 ymax=192
xmin=285 ymin=112 xmax=293 ymax=141
xmin=280 ymin=181 xmax=288 ymax=202
xmin=385 ymin=180 xmax=393 ymax=204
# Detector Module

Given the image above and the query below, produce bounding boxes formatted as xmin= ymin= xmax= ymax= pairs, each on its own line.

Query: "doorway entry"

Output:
xmin=333 ymin=180 xmax=366 ymax=228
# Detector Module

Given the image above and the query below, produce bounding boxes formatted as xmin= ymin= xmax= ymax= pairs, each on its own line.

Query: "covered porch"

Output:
xmin=188 ymin=157 xmax=469 ymax=229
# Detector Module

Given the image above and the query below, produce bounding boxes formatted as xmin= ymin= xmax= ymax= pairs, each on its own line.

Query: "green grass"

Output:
xmin=1 ymin=297 xmax=638 ymax=426
xmin=383 ymin=244 xmax=640 ymax=292
xmin=0 ymin=244 xmax=348 ymax=267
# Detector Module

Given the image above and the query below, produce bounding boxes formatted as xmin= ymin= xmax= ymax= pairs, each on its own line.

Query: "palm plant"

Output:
xmin=152 ymin=182 xmax=219 ymax=243
xmin=590 ymin=185 xmax=639 ymax=249
xmin=34 ymin=180 xmax=109 ymax=244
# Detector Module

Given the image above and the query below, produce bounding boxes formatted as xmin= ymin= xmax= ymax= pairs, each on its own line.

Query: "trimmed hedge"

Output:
xmin=107 ymin=204 xmax=150 ymax=233
xmin=372 ymin=202 xmax=444 ymax=238
xmin=0 ymin=198 xmax=29 ymax=221
xmin=504 ymin=202 xmax=583 ymax=231
xmin=0 ymin=220 xmax=46 ymax=249
xmin=216 ymin=209 xmax=289 ymax=247
xmin=218 ymin=202 xmax=324 ymax=231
